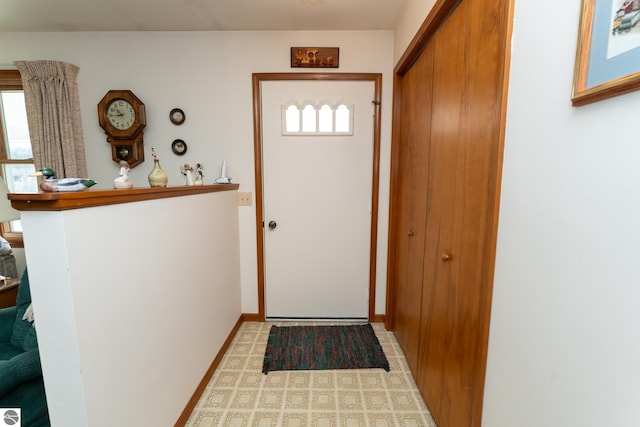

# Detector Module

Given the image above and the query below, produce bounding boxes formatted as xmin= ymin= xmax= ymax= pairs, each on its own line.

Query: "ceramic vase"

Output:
xmin=148 ymin=159 xmax=168 ymax=187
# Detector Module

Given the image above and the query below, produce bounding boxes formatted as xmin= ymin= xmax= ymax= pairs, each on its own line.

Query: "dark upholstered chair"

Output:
xmin=0 ymin=269 xmax=50 ymax=426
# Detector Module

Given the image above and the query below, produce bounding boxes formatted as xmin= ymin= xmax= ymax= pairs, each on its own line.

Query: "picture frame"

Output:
xmin=572 ymin=0 xmax=640 ymax=106
xmin=290 ymin=47 xmax=339 ymax=68
xmin=171 ymin=139 xmax=187 ymax=156
xmin=169 ymin=108 xmax=185 ymax=125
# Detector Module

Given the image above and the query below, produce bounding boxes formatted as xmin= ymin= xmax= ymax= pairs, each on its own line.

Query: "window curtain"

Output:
xmin=14 ymin=60 xmax=87 ymax=178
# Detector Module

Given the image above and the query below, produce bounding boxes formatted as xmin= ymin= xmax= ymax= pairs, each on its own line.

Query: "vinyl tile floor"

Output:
xmin=186 ymin=321 xmax=437 ymax=427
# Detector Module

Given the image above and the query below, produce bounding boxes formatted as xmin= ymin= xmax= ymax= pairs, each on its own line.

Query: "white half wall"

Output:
xmin=0 ymin=30 xmax=394 ymax=316
xmin=21 ymin=190 xmax=241 ymax=426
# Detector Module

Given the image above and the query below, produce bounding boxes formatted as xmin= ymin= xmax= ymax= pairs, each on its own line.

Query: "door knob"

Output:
xmin=268 ymin=220 xmax=277 ymax=230
xmin=407 ymin=230 xmax=414 ymax=236
xmin=441 ymin=253 xmax=452 ymax=262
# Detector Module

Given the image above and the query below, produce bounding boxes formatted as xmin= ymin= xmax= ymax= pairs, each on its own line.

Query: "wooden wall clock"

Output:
xmin=98 ymin=90 xmax=146 ymax=168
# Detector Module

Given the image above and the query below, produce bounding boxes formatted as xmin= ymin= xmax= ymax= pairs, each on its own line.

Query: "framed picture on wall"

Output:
xmin=572 ymin=0 xmax=640 ymax=106
xmin=290 ymin=47 xmax=339 ymax=68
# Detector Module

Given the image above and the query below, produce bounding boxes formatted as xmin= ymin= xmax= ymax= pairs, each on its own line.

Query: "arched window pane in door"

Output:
xmin=318 ymin=104 xmax=333 ymax=132
xmin=335 ymin=104 xmax=351 ymax=133
xmin=284 ymin=104 xmax=300 ymax=133
xmin=281 ymin=100 xmax=353 ymax=136
xmin=302 ymin=104 xmax=316 ymax=132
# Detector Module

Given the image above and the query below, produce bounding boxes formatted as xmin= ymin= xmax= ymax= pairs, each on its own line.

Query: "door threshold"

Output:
xmin=266 ymin=317 xmax=368 ymax=323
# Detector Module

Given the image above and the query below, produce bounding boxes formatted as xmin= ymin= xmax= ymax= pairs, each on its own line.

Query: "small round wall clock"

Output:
xmin=171 ymin=139 xmax=188 ymax=155
xmin=169 ymin=108 xmax=185 ymax=125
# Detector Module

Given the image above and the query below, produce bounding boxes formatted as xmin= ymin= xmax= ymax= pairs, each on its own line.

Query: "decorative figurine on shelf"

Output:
xmin=113 ymin=161 xmax=133 ymax=189
xmin=148 ymin=148 xmax=168 ymax=188
xmin=215 ymin=160 xmax=231 ymax=184
xmin=31 ymin=167 xmax=97 ymax=192
xmin=180 ymin=163 xmax=195 ymax=186
xmin=194 ymin=163 xmax=204 ymax=185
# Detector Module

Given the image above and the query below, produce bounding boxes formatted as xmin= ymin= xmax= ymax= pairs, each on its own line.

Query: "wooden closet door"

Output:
xmin=437 ymin=0 xmax=509 ymax=424
xmin=417 ymin=2 xmax=467 ymax=424
xmin=392 ymin=45 xmax=435 ymax=376
xmin=416 ymin=0 xmax=508 ymax=425
xmin=388 ymin=0 xmax=510 ymax=424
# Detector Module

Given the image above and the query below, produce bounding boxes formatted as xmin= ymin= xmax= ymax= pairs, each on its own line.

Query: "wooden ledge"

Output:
xmin=9 ymin=184 xmax=239 ymax=211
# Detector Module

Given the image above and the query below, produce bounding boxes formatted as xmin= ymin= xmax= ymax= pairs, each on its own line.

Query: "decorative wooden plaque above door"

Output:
xmin=290 ymin=47 xmax=339 ymax=68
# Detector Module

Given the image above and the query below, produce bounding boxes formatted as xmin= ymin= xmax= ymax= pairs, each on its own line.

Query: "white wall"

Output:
xmin=393 ymin=0 xmax=437 ymax=65
xmin=22 ymin=190 xmax=241 ymax=426
xmin=392 ymin=0 xmax=640 ymax=425
xmin=0 ymin=30 xmax=394 ymax=316
xmin=484 ymin=0 xmax=640 ymax=425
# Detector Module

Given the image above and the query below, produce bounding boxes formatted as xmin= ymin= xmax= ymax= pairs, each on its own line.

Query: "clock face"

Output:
xmin=107 ymin=99 xmax=136 ymax=130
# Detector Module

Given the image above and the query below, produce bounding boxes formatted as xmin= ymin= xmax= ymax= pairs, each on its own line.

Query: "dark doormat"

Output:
xmin=262 ymin=323 xmax=390 ymax=374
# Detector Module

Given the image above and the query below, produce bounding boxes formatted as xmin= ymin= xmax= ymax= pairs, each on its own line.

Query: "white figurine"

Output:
xmin=194 ymin=163 xmax=204 ymax=185
xmin=180 ymin=163 xmax=195 ymax=186
xmin=113 ymin=161 xmax=133 ymax=189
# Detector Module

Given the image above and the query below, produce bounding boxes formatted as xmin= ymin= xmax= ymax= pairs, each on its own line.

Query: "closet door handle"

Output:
xmin=441 ymin=253 xmax=452 ymax=262
xmin=407 ymin=230 xmax=414 ymax=236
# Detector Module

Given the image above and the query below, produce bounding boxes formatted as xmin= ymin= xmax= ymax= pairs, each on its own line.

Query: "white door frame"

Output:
xmin=252 ymin=72 xmax=382 ymax=321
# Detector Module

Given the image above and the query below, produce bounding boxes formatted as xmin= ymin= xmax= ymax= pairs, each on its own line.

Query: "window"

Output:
xmin=284 ymin=105 xmax=300 ymax=133
xmin=0 ymin=70 xmax=37 ymax=247
xmin=282 ymin=101 xmax=354 ymax=136
xmin=318 ymin=104 xmax=333 ymax=132
xmin=301 ymin=104 xmax=316 ymax=132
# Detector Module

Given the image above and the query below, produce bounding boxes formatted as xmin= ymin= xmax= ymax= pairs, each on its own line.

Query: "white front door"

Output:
xmin=262 ymin=80 xmax=375 ymax=319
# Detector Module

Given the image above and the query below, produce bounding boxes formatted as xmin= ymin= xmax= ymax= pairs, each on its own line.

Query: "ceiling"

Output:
xmin=1 ymin=0 xmax=407 ymax=32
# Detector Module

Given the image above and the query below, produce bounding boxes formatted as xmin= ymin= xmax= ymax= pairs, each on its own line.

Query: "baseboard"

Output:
xmin=174 ymin=315 xmax=244 ymax=426
xmin=371 ymin=314 xmax=385 ymax=323
xmin=240 ymin=312 xmax=263 ymax=322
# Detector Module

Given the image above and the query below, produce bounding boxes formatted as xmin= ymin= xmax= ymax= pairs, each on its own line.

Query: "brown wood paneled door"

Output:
xmin=392 ymin=43 xmax=435 ymax=376
xmin=418 ymin=3 xmax=467 ymax=424
xmin=438 ymin=0 xmax=511 ymax=423
xmin=386 ymin=0 xmax=512 ymax=425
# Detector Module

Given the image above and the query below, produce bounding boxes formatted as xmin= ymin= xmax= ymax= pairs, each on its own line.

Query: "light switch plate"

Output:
xmin=238 ymin=192 xmax=252 ymax=206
